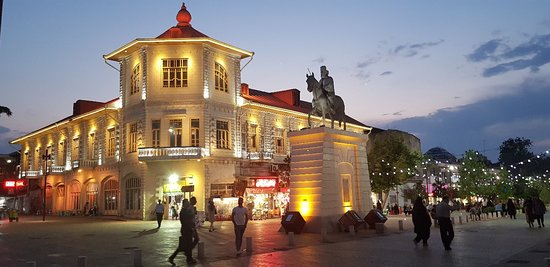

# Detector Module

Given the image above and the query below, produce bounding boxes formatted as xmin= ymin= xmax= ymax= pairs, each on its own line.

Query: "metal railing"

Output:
xmin=138 ymin=147 xmax=205 ymax=161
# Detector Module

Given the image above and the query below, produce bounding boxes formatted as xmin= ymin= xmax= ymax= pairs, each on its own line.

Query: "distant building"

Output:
xmin=10 ymin=4 xmax=370 ymax=219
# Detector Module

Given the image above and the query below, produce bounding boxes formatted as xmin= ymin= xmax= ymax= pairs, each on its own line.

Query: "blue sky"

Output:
xmin=1 ymin=1 xmax=550 ymax=162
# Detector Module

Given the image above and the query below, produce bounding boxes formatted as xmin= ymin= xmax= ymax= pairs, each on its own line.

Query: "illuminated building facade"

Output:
xmin=10 ymin=4 xmax=370 ymax=219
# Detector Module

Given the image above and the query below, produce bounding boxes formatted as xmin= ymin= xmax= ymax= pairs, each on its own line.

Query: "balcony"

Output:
xmin=138 ymin=147 xmax=205 ymax=161
xmin=21 ymin=170 xmax=42 ymax=178
xmin=242 ymin=151 xmax=274 ymax=161
xmin=49 ymin=165 xmax=66 ymax=173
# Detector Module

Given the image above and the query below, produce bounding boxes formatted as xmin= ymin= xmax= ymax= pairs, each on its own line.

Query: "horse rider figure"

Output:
xmin=319 ymin=66 xmax=335 ymax=114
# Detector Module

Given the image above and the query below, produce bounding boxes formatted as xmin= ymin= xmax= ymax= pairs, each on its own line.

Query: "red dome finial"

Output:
xmin=176 ymin=2 xmax=192 ymax=26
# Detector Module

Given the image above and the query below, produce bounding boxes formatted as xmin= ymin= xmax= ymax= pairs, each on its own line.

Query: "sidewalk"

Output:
xmin=0 ymin=211 xmax=549 ymax=266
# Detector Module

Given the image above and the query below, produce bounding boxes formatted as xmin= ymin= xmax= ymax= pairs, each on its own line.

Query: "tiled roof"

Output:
xmin=157 ymin=3 xmax=208 ymax=39
xmin=242 ymin=86 xmax=368 ymax=128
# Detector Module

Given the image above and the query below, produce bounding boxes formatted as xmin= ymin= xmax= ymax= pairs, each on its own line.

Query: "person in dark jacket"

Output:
xmin=507 ymin=198 xmax=517 ymax=219
xmin=168 ymin=199 xmax=197 ymax=265
xmin=523 ymin=197 xmax=535 ymax=228
xmin=532 ymin=196 xmax=546 ymax=228
xmin=412 ymin=196 xmax=432 ymax=246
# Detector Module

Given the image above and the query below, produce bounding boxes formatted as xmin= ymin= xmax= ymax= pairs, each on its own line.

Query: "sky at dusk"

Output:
xmin=1 ymin=1 xmax=550 ymax=162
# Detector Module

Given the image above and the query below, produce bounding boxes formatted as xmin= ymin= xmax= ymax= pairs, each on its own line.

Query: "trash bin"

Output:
xmin=281 ymin=211 xmax=306 ymax=234
xmin=364 ymin=209 xmax=387 ymax=229
xmin=8 ymin=209 xmax=19 ymax=222
xmin=339 ymin=210 xmax=365 ymax=231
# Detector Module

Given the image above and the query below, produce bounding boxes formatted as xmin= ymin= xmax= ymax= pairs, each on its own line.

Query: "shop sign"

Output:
xmin=255 ymin=178 xmax=277 ymax=188
xmin=181 ymin=185 xmax=195 ymax=192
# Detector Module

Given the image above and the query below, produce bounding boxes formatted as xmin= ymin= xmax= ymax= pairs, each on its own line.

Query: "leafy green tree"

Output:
xmin=458 ymin=150 xmax=496 ymax=199
xmin=0 ymin=106 xmax=12 ymax=117
xmin=368 ymin=135 xmax=420 ymax=207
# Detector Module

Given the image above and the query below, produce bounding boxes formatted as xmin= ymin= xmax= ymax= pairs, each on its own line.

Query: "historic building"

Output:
xmin=10 ymin=4 xmax=370 ymax=220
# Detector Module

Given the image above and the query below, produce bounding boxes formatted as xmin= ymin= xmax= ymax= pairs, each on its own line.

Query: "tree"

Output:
xmin=458 ymin=150 xmax=497 ymax=200
xmin=0 ymin=106 xmax=12 ymax=117
xmin=499 ymin=137 xmax=534 ymax=173
xmin=368 ymin=135 xmax=420 ymax=207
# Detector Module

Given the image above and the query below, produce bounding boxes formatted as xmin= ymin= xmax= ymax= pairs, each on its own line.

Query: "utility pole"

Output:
xmin=42 ymin=149 xmax=51 ymax=221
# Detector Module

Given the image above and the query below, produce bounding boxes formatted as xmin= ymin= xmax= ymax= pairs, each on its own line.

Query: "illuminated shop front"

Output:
xmin=245 ymin=177 xmax=289 ymax=220
xmin=163 ymin=174 xmax=195 ymax=219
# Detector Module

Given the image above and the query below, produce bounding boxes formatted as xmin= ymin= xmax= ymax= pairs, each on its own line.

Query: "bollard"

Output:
xmin=246 ymin=236 xmax=253 ymax=254
xmin=349 ymin=225 xmax=355 ymax=236
xmin=459 ymin=216 xmax=463 ymax=224
xmin=198 ymin=241 xmax=205 ymax=259
xmin=77 ymin=256 xmax=87 ymax=267
xmin=288 ymin=232 xmax=295 ymax=246
xmin=398 ymin=220 xmax=404 ymax=231
xmin=321 ymin=227 xmax=328 ymax=243
xmin=133 ymin=249 xmax=142 ymax=267
xmin=375 ymin=223 xmax=384 ymax=234
xmin=466 ymin=215 xmax=469 ymax=223
xmin=26 ymin=262 xmax=36 ymax=267
xmin=451 ymin=217 xmax=455 ymax=225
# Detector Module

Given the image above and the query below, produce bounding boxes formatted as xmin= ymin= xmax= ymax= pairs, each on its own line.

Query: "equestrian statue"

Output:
xmin=306 ymin=66 xmax=346 ymax=130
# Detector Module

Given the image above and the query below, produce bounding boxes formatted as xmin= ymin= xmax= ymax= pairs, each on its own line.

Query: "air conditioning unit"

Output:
xmin=270 ymin=164 xmax=279 ymax=172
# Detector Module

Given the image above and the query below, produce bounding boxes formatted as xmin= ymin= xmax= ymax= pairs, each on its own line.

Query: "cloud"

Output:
xmin=390 ymin=40 xmax=444 ymax=58
xmin=468 ymin=34 xmax=550 ymax=77
xmin=312 ymin=57 xmax=325 ymax=64
xmin=0 ymin=125 xmax=23 ymax=154
xmin=383 ymin=110 xmax=404 ymax=116
xmin=466 ymin=39 xmax=508 ymax=62
xmin=384 ymin=77 xmax=550 ymax=162
xmin=380 ymin=71 xmax=393 ymax=76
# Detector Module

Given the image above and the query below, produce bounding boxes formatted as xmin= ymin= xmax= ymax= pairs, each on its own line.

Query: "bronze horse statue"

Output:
xmin=306 ymin=73 xmax=346 ymax=130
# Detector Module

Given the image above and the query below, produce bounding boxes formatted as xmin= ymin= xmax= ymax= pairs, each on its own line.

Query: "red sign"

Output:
xmin=4 ymin=180 xmax=15 ymax=188
xmin=254 ymin=178 xmax=277 ymax=188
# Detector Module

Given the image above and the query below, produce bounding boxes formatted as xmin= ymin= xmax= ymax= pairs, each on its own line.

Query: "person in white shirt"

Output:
xmin=231 ymin=197 xmax=249 ymax=256
xmin=155 ymin=200 xmax=164 ymax=228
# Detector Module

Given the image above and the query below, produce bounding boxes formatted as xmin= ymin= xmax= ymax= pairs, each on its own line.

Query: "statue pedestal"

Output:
xmin=288 ymin=127 xmax=372 ymax=233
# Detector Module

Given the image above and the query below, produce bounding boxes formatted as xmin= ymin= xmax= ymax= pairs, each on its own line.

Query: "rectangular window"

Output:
xmin=162 ymin=59 xmax=188 ymax=88
xmin=152 ymin=120 xmax=161 ymax=148
xmin=87 ymin=133 xmax=96 ymax=159
xmin=210 ymin=183 xmax=234 ymax=197
xmin=275 ymin=128 xmax=285 ymax=154
xmin=107 ymin=128 xmax=116 ymax=157
xmin=190 ymin=119 xmax=200 ymax=147
xmin=131 ymin=64 xmax=140 ymax=95
xmin=128 ymin=123 xmax=137 ymax=153
xmin=216 ymin=120 xmax=229 ymax=149
xmin=249 ymin=124 xmax=257 ymax=151
xmin=169 ymin=119 xmax=183 ymax=147
xmin=215 ymin=62 xmax=228 ymax=92
xmin=58 ymin=141 xmax=65 ymax=165
xmin=342 ymin=175 xmax=351 ymax=203
xmin=72 ymin=137 xmax=80 ymax=160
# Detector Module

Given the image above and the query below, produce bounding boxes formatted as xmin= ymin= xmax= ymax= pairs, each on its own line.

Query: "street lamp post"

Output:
xmin=42 ymin=149 xmax=51 ymax=222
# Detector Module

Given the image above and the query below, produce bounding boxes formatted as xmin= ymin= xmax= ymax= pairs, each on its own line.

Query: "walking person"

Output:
xmin=523 ymin=197 xmax=535 ymax=228
xmin=168 ymin=199 xmax=197 ymax=265
xmin=155 ymin=200 xmax=164 ymax=228
xmin=207 ymin=199 xmax=217 ymax=232
xmin=189 ymin=196 xmax=200 ymax=248
xmin=532 ymin=196 xmax=546 ymax=228
xmin=412 ymin=196 xmax=432 ymax=246
xmin=231 ymin=197 xmax=249 ymax=256
xmin=436 ymin=196 xmax=458 ymax=250
xmin=507 ymin=198 xmax=517 ymax=219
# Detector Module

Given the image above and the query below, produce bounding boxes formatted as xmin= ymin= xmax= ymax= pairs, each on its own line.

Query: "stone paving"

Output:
xmin=0 ymin=211 xmax=549 ymax=267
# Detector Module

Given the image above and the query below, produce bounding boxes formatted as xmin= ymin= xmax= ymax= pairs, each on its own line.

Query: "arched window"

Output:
xmin=86 ymin=182 xmax=98 ymax=208
xmin=68 ymin=181 xmax=81 ymax=211
xmin=125 ymin=177 xmax=142 ymax=210
xmin=215 ymin=62 xmax=228 ymax=92
xmin=104 ymin=179 xmax=119 ymax=211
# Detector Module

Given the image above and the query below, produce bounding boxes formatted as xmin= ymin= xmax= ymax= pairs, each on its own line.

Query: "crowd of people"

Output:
xmin=407 ymin=195 xmax=547 ymax=251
